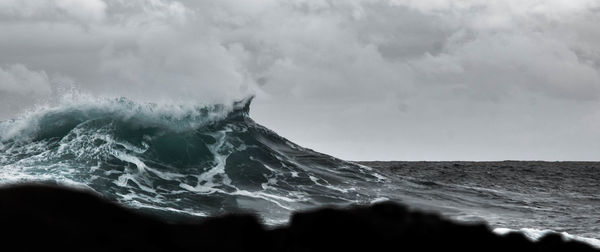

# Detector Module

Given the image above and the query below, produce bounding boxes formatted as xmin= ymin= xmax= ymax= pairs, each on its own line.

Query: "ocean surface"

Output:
xmin=360 ymin=161 xmax=600 ymax=247
xmin=0 ymin=97 xmax=598 ymax=247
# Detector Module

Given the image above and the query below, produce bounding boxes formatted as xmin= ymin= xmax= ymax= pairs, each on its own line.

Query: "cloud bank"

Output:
xmin=1 ymin=0 xmax=600 ymax=160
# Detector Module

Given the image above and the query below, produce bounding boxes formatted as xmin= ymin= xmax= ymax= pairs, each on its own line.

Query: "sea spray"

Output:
xmin=0 ymin=96 xmax=386 ymax=224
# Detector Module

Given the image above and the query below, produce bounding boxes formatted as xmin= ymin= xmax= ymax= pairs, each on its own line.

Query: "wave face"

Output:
xmin=2 ymin=97 xmax=598 ymax=248
xmin=0 ymin=97 xmax=387 ymax=223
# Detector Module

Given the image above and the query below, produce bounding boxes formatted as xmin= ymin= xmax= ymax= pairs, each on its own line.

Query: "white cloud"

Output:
xmin=0 ymin=0 xmax=107 ymax=22
xmin=55 ymin=0 xmax=107 ymax=22
xmin=2 ymin=0 xmax=600 ymax=159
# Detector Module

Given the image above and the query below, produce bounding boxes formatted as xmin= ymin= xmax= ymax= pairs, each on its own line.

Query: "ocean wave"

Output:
xmin=2 ymin=96 xmax=597 ymax=243
xmin=0 ymin=96 xmax=387 ymax=223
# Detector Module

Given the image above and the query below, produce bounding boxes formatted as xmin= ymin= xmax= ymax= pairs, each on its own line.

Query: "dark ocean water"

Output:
xmin=0 ymin=97 xmax=388 ymax=223
xmin=360 ymin=161 xmax=600 ymax=246
xmin=0 ymin=97 xmax=598 ymax=247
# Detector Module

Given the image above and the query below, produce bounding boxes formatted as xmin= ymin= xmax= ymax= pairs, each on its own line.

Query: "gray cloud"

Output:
xmin=0 ymin=0 xmax=106 ymax=22
xmin=0 ymin=64 xmax=51 ymax=96
xmin=1 ymin=0 xmax=600 ymax=160
xmin=0 ymin=64 xmax=55 ymax=117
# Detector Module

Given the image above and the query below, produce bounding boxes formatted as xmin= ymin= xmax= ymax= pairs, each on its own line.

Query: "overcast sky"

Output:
xmin=1 ymin=0 xmax=600 ymax=161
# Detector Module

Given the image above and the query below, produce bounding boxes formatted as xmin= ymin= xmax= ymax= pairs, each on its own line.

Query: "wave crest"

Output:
xmin=1 ymin=96 xmax=253 ymax=143
xmin=0 ymin=96 xmax=386 ymax=223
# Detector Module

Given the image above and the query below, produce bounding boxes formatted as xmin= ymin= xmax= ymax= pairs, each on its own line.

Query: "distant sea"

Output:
xmin=359 ymin=161 xmax=600 ymax=247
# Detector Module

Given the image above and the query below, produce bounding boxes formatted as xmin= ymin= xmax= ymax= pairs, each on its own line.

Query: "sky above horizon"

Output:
xmin=1 ymin=0 xmax=600 ymax=161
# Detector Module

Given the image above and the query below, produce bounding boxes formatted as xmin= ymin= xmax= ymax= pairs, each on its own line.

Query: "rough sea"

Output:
xmin=0 ymin=97 xmax=598 ymax=248
xmin=360 ymin=161 xmax=600 ymax=247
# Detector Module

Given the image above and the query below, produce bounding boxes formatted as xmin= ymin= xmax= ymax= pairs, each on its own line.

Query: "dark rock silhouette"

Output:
xmin=0 ymin=183 xmax=596 ymax=251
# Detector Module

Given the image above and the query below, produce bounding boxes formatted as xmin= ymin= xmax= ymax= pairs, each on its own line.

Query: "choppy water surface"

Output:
xmin=0 ymin=97 xmax=598 ymax=247
xmin=361 ymin=161 xmax=600 ymax=246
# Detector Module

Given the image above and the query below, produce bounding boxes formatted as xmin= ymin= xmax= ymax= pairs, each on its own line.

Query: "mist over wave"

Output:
xmin=0 ymin=95 xmax=387 ymax=223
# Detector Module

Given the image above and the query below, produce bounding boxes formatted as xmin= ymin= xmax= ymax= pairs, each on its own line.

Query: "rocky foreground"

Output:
xmin=0 ymin=184 xmax=596 ymax=251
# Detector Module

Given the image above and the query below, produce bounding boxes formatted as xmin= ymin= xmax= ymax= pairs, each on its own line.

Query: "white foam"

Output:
xmin=494 ymin=227 xmax=600 ymax=249
xmin=371 ymin=172 xmax=388 ymax=182
xmin=370 ymin=197 xmax=389 ymax=204
xmin=0 ymin=94 xmax=236 ymax=142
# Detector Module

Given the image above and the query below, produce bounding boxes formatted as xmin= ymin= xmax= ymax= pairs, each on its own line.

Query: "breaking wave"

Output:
xmin=1 ymin=95 xmax=598 ymax=249
xmin=0 ymin=96 xmax=388 ymax=223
